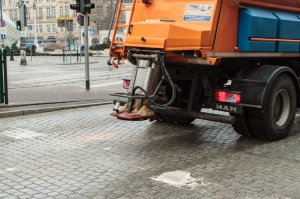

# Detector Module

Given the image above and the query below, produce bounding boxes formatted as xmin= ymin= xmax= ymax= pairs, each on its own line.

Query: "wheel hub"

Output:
xmin=273 ymin=89 xmax=290 ymax=127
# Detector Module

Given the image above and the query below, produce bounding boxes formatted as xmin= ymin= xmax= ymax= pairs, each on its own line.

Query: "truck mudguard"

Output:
xmin=232 ymin=65 xmax=300 ymax=108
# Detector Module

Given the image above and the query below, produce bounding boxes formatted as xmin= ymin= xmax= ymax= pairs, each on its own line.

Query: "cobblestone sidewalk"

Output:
xmin=0 ymin=105 xmax=300 ymax=198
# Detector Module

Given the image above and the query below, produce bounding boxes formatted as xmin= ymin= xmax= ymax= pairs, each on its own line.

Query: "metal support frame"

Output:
xmin=84 ymin=14 xmax=90 ymax=89
xmin=0 ymin=49 xmax=8 ymax=104
xmin=19 ymin=0 xmax=27 ymax=65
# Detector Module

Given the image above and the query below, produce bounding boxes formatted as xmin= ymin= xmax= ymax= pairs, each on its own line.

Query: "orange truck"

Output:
xmin=109 ymin=0 xmax=300 ymax=141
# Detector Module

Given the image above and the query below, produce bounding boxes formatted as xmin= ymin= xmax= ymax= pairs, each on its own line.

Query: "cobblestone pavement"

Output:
xmin=0 ymin=105 xmax=300 ymax=199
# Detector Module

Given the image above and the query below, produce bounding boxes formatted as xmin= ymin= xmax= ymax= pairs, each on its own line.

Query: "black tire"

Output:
xmin=248 ymin=74 xmax=297 ymax=141
xmin=231 ymin=108 xmax=255 ymax=137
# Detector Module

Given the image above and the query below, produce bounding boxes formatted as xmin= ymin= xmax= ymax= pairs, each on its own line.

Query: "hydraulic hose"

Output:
xmin=131 ymin=53 xmax=176 ymax=107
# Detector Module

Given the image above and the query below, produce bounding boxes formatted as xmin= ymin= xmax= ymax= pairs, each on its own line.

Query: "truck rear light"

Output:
xmin=215 ymin=91 xmax=241 ymax=104
xmin=122 ymin=79 xmax=130 ymax=89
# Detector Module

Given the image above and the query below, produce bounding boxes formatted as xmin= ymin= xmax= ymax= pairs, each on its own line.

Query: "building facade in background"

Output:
xmin=2 ymin=0 xmax=132 ymax=46
xmin=2 ymin=0 xmax=80 ymax=44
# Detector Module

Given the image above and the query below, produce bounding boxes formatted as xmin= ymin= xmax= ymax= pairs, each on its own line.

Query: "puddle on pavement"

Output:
xmin=151 ymin=170 xmax=203 ymax=190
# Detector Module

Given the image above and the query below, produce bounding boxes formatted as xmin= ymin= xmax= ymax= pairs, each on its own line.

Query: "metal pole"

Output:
xmin=77 ymin=47 xmax=78 ymax=62
xmin=80 ymin=26 xmax=82 ymax=61
xmin=69 ymin=28 xmax=71 ymax=64
xmin=0 ymin=50 xmax=3 ymax=103
xmin=84 ymin=14 xmax=90 ymax=90
xmin=33 ymin=3 xmax=38 ymax=46
xmin=64 ymin=1 xmax=67 ymax=58
xmin=30 ymin=32 xmax=32 ymax=61
xmin=3 ymin=49 xmax=8 ymax=104
xmin=19 ymin=0 xmax=27 ymax=65
xmin=10 ymin=47 xmax=14 ymax=61
xmin=0 ymin=0 xmax=3 ymax=21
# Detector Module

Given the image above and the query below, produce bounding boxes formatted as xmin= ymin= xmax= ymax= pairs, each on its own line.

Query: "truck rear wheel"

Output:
xmin=248 ymin=74 xmax=297 ymax=141
xmin=231 ymin=108 xmax=255 ymax=137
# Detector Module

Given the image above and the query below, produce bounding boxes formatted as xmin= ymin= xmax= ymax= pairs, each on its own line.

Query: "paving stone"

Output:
xmin=0 ymin=106 xmax=299 ymax=198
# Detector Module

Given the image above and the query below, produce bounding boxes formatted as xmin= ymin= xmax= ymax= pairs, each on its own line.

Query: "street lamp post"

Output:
xmin=64 ymin=0 xmax=67 ymax=63
xmin=19 ymin=0 xmax=27 ymax=65
xmin=33 ymin=3 xmax=38 ymax=46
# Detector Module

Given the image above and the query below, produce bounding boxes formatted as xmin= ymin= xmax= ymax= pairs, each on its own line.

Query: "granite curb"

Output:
xmin=0 ymin=101 xmax=112 ymax=118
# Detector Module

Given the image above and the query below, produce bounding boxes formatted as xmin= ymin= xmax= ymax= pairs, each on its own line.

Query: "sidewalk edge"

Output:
xmin=0 ymin=102 xmax=112 ymax=118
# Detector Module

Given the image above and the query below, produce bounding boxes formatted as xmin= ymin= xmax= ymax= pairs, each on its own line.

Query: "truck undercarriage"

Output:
xmin=108 ymin=0 xmax=300 ymax=141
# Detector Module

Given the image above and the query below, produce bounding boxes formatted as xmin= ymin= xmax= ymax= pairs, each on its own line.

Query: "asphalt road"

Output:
xmin=5 ymin=55 xmax=132 ymax=105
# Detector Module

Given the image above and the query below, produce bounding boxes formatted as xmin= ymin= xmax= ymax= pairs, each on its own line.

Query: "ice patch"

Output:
xmin=5 ymin=168 xmax=16 ymax=172
xmin=151 ymin=170 xmax=205 ymax=190
xmin=2 ymin=128 xmax=44 ymax=139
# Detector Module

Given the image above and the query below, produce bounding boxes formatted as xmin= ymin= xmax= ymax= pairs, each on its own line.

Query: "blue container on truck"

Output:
xmin=238 ymin=7 xmax=278 ymax=52
xmin=273 ymin=11 xmax=300 ymax=52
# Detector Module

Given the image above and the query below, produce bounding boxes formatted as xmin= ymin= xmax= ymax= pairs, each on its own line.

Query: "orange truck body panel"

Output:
xmin=112 ymin=0 xmax=300 ymax=58
xmin=125 ymin=0 xmax=221 ymax=51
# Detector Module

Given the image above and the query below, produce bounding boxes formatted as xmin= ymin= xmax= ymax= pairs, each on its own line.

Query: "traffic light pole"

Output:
xmin=19 ymin=0 xmax=27 ymax=65
xmin=84 ymin=14 xmax=90 ymax=90
xmin=70 ymin=0 xmax=94 ymax=90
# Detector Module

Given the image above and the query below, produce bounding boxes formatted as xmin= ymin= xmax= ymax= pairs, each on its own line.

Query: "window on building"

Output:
xmin=34 ymin=0 xmax=37 ymax=2
xmin=47 ymin=25 xmax=51 ymax=32
xmin=2 ymin=0 xmax=5 ymax=5
xmin=65 ymin=6 xmax=68 ymax=17
xmin=9 ymin=10 xmax=13 ymax=19
xmin=52 ymin=7 xmax=56 ymax=18
xmin=27 ymin=9 xmax=30 ymax=20
xmin=39 ymin=25 xmax=43 ymax=33
xmin=59 ymin=7 xmax=63 ymax=17
xmin=39 ymin=0 xmax=42 ymax=2
xmin=73 ymin=23 xmax=77 ymax=31
xmin=52 ymin=24 xmax=56 ymax=32
xmin=39 ymin=8 xmax=43 ymax=19
xmin=106 ymin=6 xmax=109 ymax=15
xmin=9 ymin=0 xmax=12 ymax=4
xmin=46 ymin=8 xmax=50 ymax=19
xmin=60 ymin=27 xmax=63 ymax=32
xmin=13 ymin=10 xmax=17 ymax=20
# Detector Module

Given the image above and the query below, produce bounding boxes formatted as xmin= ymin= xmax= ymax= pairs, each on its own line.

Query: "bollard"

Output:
xmin=77 ymin=47 xmax=79 ymax=62
xmin=63 ymin=47 xmax=65 ymax=62
xmin=10 ymin=47 xmax=14 ymax=61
